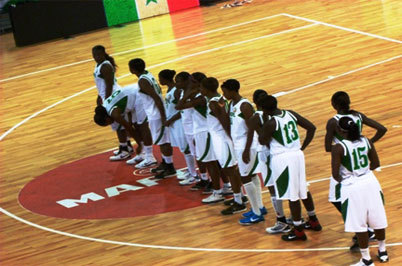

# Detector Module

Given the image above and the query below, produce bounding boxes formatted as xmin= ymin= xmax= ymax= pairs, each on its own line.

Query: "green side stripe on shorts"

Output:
xmin=276 ymin=166 xmax=289 ymax=198
xmin=199 ymin=133 xmax=211 ymax=162
xmin=263 ymin=156 xmax=272 ymax=186
xmin=380 ymin=191 xmax=385 ymax=205
xmin=223 ymin=143 xmax=232 ymax=168
xmin=248 ymin=153 xmax=259 ymax=176
xmin=184 ymin=144 xmax=190 ymax=154
xmin=335 ymin=183 xmax=341 ymax=201
xmin=154 ymin=125 xmax=165 ymax=145
xmin=341 ymin=199 xmax=348 ymax=222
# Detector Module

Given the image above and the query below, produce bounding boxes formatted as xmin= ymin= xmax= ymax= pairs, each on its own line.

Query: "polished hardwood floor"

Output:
xmin=1 ymin=0 xmax=402 ymax=265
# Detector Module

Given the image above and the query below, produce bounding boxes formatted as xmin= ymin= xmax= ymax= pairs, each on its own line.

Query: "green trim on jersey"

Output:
xmin=335 ymin=183 xmax=341 ymax=200
xmin=272 ymin=121 xmax=285 ymax=146
xmin=340 ymin=142 xmax=353 ymax=172
xmin=115 ymin=96 xmax=128 ymax=113
xmin=194 ymin=105 xmax=207 ymax=118
xmin=380 ymin=191 xmax=385 ymax=205
xmin=199 ymin=133 xmax=211 ymax=161
xmin=341 ymin=199 xmax=348 ymax=222
xmin=238 ymin=112 xmax=245 ymax=119
xmin=223 ymin=143 xmax=233 ymax=168
xmin=276 ymin=167 xmax=289 ymax=198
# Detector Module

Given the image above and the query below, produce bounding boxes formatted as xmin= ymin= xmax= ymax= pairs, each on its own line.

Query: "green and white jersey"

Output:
xmin=207 ymin=95 xmax=228 ymax=135
xmin=269 ymin=110 xmax=301 ymax=155
xmin=165 ymin=86 xmax=179 ymax=120
xmin=333 ymin=113 xmax=363 ymax=143
xmin=255 ymin=110 xmax=270 ymax=153
xmin=192 ymin=92 xmax=208 ymax=134
xmin=229 ymin=98 xmax=257 ymax=149
xmin=137 ymin=71 xmax=164 ymax=121
xmin=179 ymin=90 xmax=194 ymax=135
xmin=103 ymin=86 xmax=136 ymax=117
xmin=93 ymin=60 xmax=121 ymax=101
xmin=338 ymin=137 xmax=371 ymax=184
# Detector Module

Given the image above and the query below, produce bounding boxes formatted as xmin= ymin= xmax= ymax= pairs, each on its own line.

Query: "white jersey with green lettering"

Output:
xmin=103 ymin=87 xmax=136 ymax=117
xmin=165 ymin=86 xmax=179 ymax=120
xmin=333 ymin=113 xmax=363 ymax=143
xmin=137 ymin=71 xmax=164 ymax=121
xmin=269 ymin=110 xmax=301 ymax=155
xmin=229 ymin=98 xmax=257 ymax=149
xmin=93 ymin=60 xmax=121 ymax=101
xmin=192 ymin=93 xmax=208 ymax=134
xmin=338 ymin=137 xmax=371 ymax=185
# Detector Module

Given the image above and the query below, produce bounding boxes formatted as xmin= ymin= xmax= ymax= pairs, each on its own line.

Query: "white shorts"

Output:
xmin=329 ymin=176 xmax=342 ymax=202
xmin=258 ymin=150 xmax=273 ymax=186
xmin=149 ymin=119 xmax=170 ymax=145
xmin=131 ymin=109 xmax=147 ymax=125
xmin=194 ymin=131 xmax=216 ymax=162
xmin=210 ymin=131 xmax=237 ymax=168
xmin=271 ymin=150 xmax=308 ymax=201
xmin=235 ymin=148 xmax=259 ymax=177
xmin=341 ymin=172 xmax=387 ymax=233
xmin=185 ymin=133 xmax=196 ymax=156
xmin=169 ymin=120 xmax=188 ymax=153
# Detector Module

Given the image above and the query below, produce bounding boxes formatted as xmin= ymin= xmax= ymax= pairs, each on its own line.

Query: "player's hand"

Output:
xmin=242 ymin=148 xmax=250 ymax=164
xmin=164 ymin=119 xmax=173 ymax=127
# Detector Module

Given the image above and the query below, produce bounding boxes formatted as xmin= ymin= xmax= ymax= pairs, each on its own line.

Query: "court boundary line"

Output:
xmin=282 ymin=13 xmax=402 ymax=44
xmin=0 ymin=13 xmax=284 ymax=83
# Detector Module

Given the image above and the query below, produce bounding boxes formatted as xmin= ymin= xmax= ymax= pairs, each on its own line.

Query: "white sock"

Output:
xmin=251 ymin=175 xmax=264 ymax=209
xmin=162 ymin=155 xmax=173 ymax=164
xmin=184 ymin=154 xmax=197 ymax=177
xmin=234 ymin=193 xmax=242 ymax=204
xmin=307 ymin=210 xmax=316 ymax=217
xmin=144 ymin=145 xmax=153 ymax=157
xmin=378 ymin=240 xmax=386 ymax=252
xmin=271 ymin=196 xmax=285 ymax=218
xmin=223 ymin=182 xmax=231 ymax=188
xmin=360 ymin=248 xmax=371 ymax=261
xmin=244 ymin=182 xmax=261 ymax=215
xmin=293 ymin=220 xmax=302 ymax=226
xmin=200 ymin=173 xmax=208 ymax=181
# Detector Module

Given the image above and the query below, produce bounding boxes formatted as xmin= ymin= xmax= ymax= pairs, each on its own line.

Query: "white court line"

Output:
xmin=0 ymin=161 xmax=401 ymax=252
xmin=0 ymin=14 xmax=284 ymax=83
xmin=282 ymin=13 xmax=402 ymax=44
xmin=0 ymin=23 xmax=317 ymax=142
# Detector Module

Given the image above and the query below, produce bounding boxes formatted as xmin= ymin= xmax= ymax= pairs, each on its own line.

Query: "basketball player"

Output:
xmin=200 ymin=77 xmax=246 ymax=214
xmin=92 ymin=45 xmax=132 ymax=161
xmin=325 ymin=91 xmax=387 ymax=250
xmin=159 ymin=69 xmax=199 ymax=185
xmin=221 ymin=79 xmax=265 ymax=225
xmin=259 ymin=94 xmax=321 ymax=240
xmin=332 ymin=117 xmax=388 ymax=265
xmin=128 ymin=59 xmax=175 ymax=178
xmin=176 ymin=72 xmax=232 ymax=204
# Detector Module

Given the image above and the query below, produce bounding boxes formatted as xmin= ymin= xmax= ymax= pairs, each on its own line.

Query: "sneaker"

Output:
xmin=202 ymin=193 xmax=225 ymax=204
xmin=281 ymin=229 xmax=307 ymax=241
xmin=368 ymin=230 xmax=377 ymax=242
xmin=151 ymin=161 xmax=167 ymax=173
xmin=221 ymin=202 xmax=247 ymax=215
xmin=377 ymin=250 xmax=389 ymax=263
xmin=179 ymin=177 xmax=199 ymax=186
xmin=350 ymin=258 xmax=374 ymax=266
xmin=126 ymin=153 xmax=145 ymax=165
xmin=113 ymin=144 xmax=133 ymax=155
xmin=350 ymin=242 xmax=360 ymax=253
xmin=238 ymin=213 xmax=264 ymax=225
xmin=304 ymin=219 xmax=322 ymax=231
xmin=154 ymin=165 xmax=176 ymax=179
xmin=176 ymin=170 xmax=191 ymax=180
xmin=135 ymin=157 xmax=157 ymax=169
xmin=266 ymin=221 xmax=292 ymax=234
xmin=190 ymin=179 xmax=210 ymax=191
xmin=242 ymin=207 xmax=267 ymax=218
xmin=221 ymin=186 xmax=233 ymax=196
xmin=202 ymin=182 xmax=213 ymax=194
xmin=224 ymin=196 xmax=248 ymax=206
xmin=109 ymin=148 xmax=131 ymax=161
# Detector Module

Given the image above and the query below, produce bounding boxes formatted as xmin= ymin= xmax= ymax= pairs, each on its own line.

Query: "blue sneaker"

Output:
xmin=239 ymin=213 xmax=265 ymax=225
xmin=242 ymin=207 xmax=267 ymax=218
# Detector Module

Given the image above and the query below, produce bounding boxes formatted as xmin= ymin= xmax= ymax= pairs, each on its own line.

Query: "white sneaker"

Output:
xmin=176 ymin=170 xmax=191 ymax=180
xmin=109 ymin=150 xmax=130 ymax=161
xmin=126 ymin=153 xmax=145 ymax=165
xmin=179 ymin=177 xmax=198 ymax=186
xmin=266 ymin=221 xmax=291 ymax=234
xmin=113 ymin=145 xmax=133 ymax=155
xmin=135 ymin=157 xmax=157 ymax=169
xmin=221 ymin=186 xmax=233 ymax=195
xmin=350 ymin=259 xmax=374 ymax=266
xmin=202 ymin=193 xmax=225 ymax=204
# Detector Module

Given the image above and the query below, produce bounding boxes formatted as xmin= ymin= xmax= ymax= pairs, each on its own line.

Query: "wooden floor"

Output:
xmin=1 ymin=0 xmax=402 ymax=265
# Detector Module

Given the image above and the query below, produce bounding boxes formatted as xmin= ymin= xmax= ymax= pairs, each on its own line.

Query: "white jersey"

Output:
xmin=192 ymin=93 xmax=209 ymax=134
xmin=338 ymin=136 xmax=372 ymax=185
xmin=207 ymin=95 xmax=227 ymax=135
xmin=137 ymin=71 xmax=164 ymax=121
xmin=269 ymin=110 xmax=301 ymax=155
xmin=179 ymin=90 xmax=194 ymax=135
xmin=103 ymin=87 xmax=136 ymax=117
xmin=333 ymin=113 xmax=363 ymax=143
xmin=255 ymin=111 xmax=267 ymax=152
xmin=165 ymin=87 xmax=180 ymax=120
xmin=94 ymin=60 xmax=121 ymax=101
xmin=229 ymin=98 xmax=257 ymax=149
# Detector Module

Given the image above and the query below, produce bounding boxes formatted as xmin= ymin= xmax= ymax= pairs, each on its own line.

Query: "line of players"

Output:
xmin=92 ymin=45 xmax=389 ymax=266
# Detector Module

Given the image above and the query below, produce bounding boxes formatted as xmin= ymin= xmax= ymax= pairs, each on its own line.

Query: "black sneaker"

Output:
xmin=190 ymin=179 xmax=209 ymax=191
xmin=281 ymin=229 xmax=307 ymax=241
xmin=368 ymin=230 xmax=376 ymax=242
xmin=151 ymin=161 xmax=167 ymax=174
xmin=350 ymin=242 xmax=360 ymax=253
xmin=377 ymin=250 xmax=389 ymax=263
xmin=304 ymin=218 xmax=322 ymax=231
xmin=154 ymin=165 xmax=176 ymax=179
xmin=221 ymin=202 xmax=247 ymax=215
xmin=223 ymin=196 xmax=248 ymax=206
xmin=202 ymin=182 xmax=213 ymax=194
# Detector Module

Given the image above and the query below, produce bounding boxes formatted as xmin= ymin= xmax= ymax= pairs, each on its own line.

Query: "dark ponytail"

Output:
xmin=159 ymin=69 xmax=176 ymax=82
xmin=338 ymin=117 xmax=360 ymax=141
xmin=332 ymin=91 xmax=350 ymax=112
xmin=92 ymin=45 xmax=117 ymax=69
